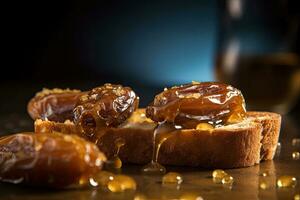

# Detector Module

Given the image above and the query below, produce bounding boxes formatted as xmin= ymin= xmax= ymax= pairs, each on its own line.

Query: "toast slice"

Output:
xmin=34 ymin=109 xmax=281 ymax=168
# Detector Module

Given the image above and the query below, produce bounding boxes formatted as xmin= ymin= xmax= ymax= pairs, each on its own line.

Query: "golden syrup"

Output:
xmin=107 ymin=175 xmax=137 ymax=192
xmin=196 ymin=123 xmax=213 ymax=131
xmin=179 ymin=193 xmax=204 ymax=200
xmin=227 ymin=113 xmax=244 ymax=124
xmin=109 ymin=156 xmax=122 ymax=169
xmin=105 ymin=138 xmax=125 ymax=169
xmin=259 ymin=180 xmax=269 ymax=190
xmin=115 ymin=138 xmax=125 ymax=154
xmin=292 ymin=151 xmax=300 ymax=160
xmin=221 ymin=175 xmax=234 ymax=185
xmin=162 ymin=172 xmax=183 ymax=184
xmin=212 ymin=169 xmax=228 ymax=183
xmin=142 ymin=122 xmax=176 ymax=174
xmin=89 ymin=171 xmax=114 ymax=187
xmin=113 ymin=138 xmax=125 ymax=168
xmin=260 ymin=171 xmax=270 ymax=177
xmin=277 ymin=176 xmax=297 ymax=188
xmin=294 ymin=194 xmax=300 ymax=200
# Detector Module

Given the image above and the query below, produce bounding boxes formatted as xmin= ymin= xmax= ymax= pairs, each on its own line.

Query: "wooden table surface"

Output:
xmin=0 ymin=114 xmax=299 ymax=200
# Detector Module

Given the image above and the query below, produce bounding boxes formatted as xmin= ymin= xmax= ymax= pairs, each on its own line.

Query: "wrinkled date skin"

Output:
xmin=27 ymin=88 xmax=85 ymax=122
xmin=74 ymin=84 xmax=139 ymax=135
xmin=146 ymin=82 xmax=246 ymax=128
xmin=0 ymin=132 xmax=106 ymax=188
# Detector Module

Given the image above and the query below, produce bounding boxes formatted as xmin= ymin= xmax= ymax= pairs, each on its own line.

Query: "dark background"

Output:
xmin=1 ymin=0 xmax=300 ymax=116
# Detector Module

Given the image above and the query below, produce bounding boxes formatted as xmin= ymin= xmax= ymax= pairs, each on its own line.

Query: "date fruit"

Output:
xmin=0 ymin=132 xmax=106 ymax=188
xmin=146 ymin=82 xmax=246 ymax=128
xmin=74 ymin=83 xmax=139 ymax=135
xmin=27 ymin=88 xmax=84 ymax=122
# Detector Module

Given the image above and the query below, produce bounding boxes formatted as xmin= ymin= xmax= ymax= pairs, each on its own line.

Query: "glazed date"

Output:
xmin=0 ymin=132 xmax=106 ymax=188
xmin=146 ymin=82 xmax=246 ymax=128
xmin=74 ymin=84 xmax=139 ymax=135
xmin=27 ymin=88 xmax=84 ymax=122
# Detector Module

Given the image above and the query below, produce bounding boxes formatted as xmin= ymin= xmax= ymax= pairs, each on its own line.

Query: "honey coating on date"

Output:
xmin=143 ymin=82 xmax=246 ymax=174
xmin=0 ymin=132 xmax=106 ymax=188
xmin=27 ymin=88 xmax=84 ymax=122
xmin=74 ymin=84 xmax=139 ymax=136
xmin=146 ymin=82 xmax=246 ymax=129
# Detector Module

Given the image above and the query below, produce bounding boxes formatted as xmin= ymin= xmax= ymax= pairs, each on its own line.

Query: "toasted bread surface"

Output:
xmin=34 ymin=110 xmax=281 ymax=168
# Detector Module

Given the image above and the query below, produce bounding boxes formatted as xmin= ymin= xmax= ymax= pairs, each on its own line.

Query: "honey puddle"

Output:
xmin=142 ymin=122 xmax=178 ymax=174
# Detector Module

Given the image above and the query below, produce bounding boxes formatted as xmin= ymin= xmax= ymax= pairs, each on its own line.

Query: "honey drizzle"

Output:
xmin=105 ymin=138 xmax=125 ymax=169
xmin=114 ymin=138 xmax=125 ymax=157
xmin=142 ymin=122 xmax=177 ymax=174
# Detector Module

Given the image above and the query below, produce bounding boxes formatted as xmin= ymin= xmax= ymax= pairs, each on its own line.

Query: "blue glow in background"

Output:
xmin=81 ymin=1 xmax=217 ymax=86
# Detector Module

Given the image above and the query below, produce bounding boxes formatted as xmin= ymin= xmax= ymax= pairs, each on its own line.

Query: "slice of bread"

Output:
xmin=34 ymin=109 xmax=281 ymax=168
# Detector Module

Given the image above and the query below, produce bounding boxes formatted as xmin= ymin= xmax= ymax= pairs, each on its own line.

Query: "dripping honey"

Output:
xmin=142 ymin=122 xmax=176 ymax=174
xmin=105 ymin=138 xmax=125 ymax=169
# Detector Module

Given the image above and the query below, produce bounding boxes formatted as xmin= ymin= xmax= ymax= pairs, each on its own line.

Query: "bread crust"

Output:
xmin=246 ymin=112 xmax=281 ymax=161
xmin=34 ymin=110 xmax=281 ymax=168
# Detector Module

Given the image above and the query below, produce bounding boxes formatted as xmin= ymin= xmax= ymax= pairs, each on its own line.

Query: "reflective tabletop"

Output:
xmin=0 ymin=114 xmax=299 ymax=200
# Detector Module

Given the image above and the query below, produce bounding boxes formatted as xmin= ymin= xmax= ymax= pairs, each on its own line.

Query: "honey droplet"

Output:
xmin=180 ymin=193 xmax=204 ymax=200
xmin=90 ymin=171 xmax=114 ymax=187
xmin=107 ymin=175 xmax=137 ymax=192
xmin=259 ymin=180 xmax=269 ymax=190
xmin=162 ymin=172 xmax=183 ymax=184
xmin=292 ymin=152 xmax=300 ymax=160
xmin=277 ymin=176 xmax=297 ymax=188
xmin=112 ymin=156 xmax=123 ymax=169
xmin=292 ymin=138 xmax=300 ymax=146
xmin=105 ymin=137 xmax=125 ymax=169
xmin=212 ymin=169 xmax=228 ymax=183
xmin=222 ymin=175 xmax=234 ymax=185
xmin=107 ymin=179 xmax=123 ymax=192
xmin=294 ymin=194 xmax=300 ymax=200
xmin=142 ymin=161 xmax=166 ymax=175
xmin=227 ymin=113 xmax=243 ymax=124
xmin=115 ymin=137 xmax=125 ymax=149
xmin=276 ymin=142 xmax=281 ymax=156
xmin=196 ymin=123 xmax=213 ymax=131
xmin=260 ymin=171 xmax=269 ymax=177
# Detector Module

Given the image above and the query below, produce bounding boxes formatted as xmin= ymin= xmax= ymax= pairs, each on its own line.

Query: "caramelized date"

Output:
xmin=0 ymin=132 xmax=106 ymax=188
xmin=27 ymin=88 xmax=84 ymax=122
xmin=74 ymin=84 xmax=139 ymax=135
xmin=146 ymin=82 xmax=246 ymax=128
